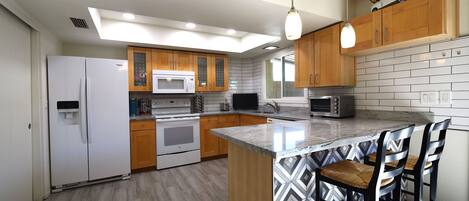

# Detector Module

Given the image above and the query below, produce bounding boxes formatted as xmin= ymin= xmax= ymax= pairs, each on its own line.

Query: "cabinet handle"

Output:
xmin=309 ymin=74 xmax=313 ymax=85
xmin=315 ymin=74 xmax=320 ymax=84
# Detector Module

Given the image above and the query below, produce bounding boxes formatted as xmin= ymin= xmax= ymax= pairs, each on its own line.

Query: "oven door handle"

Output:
xmin=156 ymin=117 xmax=200 ymax=122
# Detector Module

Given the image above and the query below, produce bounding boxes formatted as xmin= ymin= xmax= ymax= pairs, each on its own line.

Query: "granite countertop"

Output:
xmin=211 ymin=117 xmax=425 ymax=159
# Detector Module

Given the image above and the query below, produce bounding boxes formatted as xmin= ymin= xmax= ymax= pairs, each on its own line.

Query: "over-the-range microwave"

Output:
xmin=152 ymin=70 xmax=195 ymax=94
xmin=310 ymin=95 xmax=355 ymax=118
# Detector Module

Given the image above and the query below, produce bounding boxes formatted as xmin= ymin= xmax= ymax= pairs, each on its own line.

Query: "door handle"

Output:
xmin=86 ymin=77 xmax=92 ymax=144
xmin=79 ymin=77 xmax=88 ymax=144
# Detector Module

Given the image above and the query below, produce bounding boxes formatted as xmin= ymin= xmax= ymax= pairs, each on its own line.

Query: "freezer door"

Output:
xmin=48 ymin=56 xmax=89 ymax=186
xmin=86 ymin=58 xmax=130 ymax=180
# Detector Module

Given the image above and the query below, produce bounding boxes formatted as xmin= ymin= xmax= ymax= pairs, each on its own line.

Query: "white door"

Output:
xmin=48 ymin=56 xmax=89 ymax=187
xmin=86 ymin=58 xmax=130 ymax=180
xmin=0 ymin=6 xmax=32 ymax=201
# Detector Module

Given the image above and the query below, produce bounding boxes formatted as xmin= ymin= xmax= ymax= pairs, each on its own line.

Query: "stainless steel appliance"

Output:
xmin=152 ymin=70 xmax=195 ymax=94
xmin=152 ymin=98 xmax=200 ymax=169
xmin=309 ymin=95 xmax=355 ymax=118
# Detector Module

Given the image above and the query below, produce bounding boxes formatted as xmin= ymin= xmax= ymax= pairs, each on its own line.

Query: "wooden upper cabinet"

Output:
xmin=128 ymin=47 xmax=152 ymax=92
xmin=314 ymin=24 xmax=356 ymax=87
xmin=341 ymin=10 xmax=382 ymax=54
xmin=151 ymin=49 xmax=173 ymax=70
xmin=173 ymin=51 xmax=194 ymax=71
xmin=211 ymin=55 xmax=229 ymax=91
xmin=294 ymin=32 xmax=315 ymax=88
xmin=194 ymin=54 xmax=210 ymax=92
xmin=152 ymin=49 xmax=194 ymax=71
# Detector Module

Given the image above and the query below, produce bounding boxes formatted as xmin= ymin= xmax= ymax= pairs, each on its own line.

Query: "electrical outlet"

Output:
xmin=440 ymin=91 xmax=452 ymax=105
xmin=421 ymin=92 xmax=439 ymax=106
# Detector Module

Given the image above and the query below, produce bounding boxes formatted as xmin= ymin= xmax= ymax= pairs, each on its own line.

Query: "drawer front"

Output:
xmin=217 ymin=114 xmax=239 ymax=125
xmin=130 ymin=120 xmax=156 ymax=131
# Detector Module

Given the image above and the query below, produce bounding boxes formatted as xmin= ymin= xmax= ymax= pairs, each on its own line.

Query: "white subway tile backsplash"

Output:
xmin=357 ymin=74 xmax=379 ymax=81
xmin=411 ymin=50 xmax=452 ymax=62
xmin=366 ymin=65 xmax=393 ymax=74
xmin=356 ymin=81 xmax=366 ymax=87
xmin=356 ymin=99 xmax=379 ymax=106
xmin=430 ymin=56 xmax=469 ymax=67
xmin=431 ymin=37 xmax=469 ymax=51
xmin=394 ymin=45 xmax=429 ymax=57
xmin=356 ymin=56 xmax=366 ymax=63
xmin=411 ymin=67 xmax=451 ymax=77
xmin=366 ymin=79 xmax=394 ymax=87
xmin=452 ymin=91 xmax=469 ymax=99
xmin=380 ymin=85 xmax=411 ymax=92
xmin=393 ymin=61 xmax=430 ymax=71
xmin=366 ymin=93 xmax=394 ymax=99
xmin=395 ymin=92 xmax=421 ymax=100
xmin=354 ymin=87 xmax=379 ymax=93
xmin=394 ymin=77 xmax=429 ymax=85
xmin=451 ymin=100 xmax=469 ymax=108
xmin=379 ymin=71 xmax=410 ymax=79
xmin=431 ymin=74 xmax=469 ymax=83
xmin=357 ymin=61 xmax=379 ymax=69
xmin=367 ymin=106 xmax=394 ymax=111
xmin=451 ymin=117 xmax=469 ymax=126
xmin=356 ymin=69 xmax=366 ymax=75
xmin=452 ymin=47 xmax=469 ymax=57
xmin=380 ymin=56 xmax=410 ymax=66
xmin=452 ymin=83 xmax=469 ymax=91
xmin=411 ymin=83 xmax=451 ymax=92
xmin=452 ymin=65 xmax=469 ymax=74
xmin=365 ymin=51 xmax=394 ymax=61
xmin=380 ymin=99 xmax=411 ymax=107
xmin=430 ymin=108 xmax=469 ymax=117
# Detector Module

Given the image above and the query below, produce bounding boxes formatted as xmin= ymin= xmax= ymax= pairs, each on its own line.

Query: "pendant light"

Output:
xmin=285 ymin=0 xmax=302 ymax=40
xmin=341 ymin=0 xmax=356 ymax=48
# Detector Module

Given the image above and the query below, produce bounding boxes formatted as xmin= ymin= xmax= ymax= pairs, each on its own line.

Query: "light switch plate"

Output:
xmin=440 ymin=91 xmax=452 ymax=105
xmin=421 ymin=92 xmax=439 ymax=106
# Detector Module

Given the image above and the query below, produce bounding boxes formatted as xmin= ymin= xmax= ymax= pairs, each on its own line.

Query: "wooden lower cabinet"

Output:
xmin=130 ymin=120 xmax=156 ymax=171
xmin=200 ymin=114 xmax=267 ymax=159
xmin=239 ymin=114 xmax=268 ymax=126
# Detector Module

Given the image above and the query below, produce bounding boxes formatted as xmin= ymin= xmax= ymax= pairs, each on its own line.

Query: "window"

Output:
xmin=265 ymin=53 xmax=305 ymax=100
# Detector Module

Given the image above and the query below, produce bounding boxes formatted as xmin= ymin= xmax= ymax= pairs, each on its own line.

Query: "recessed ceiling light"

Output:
xmin=185 ymin=23 xmax=196 ymax=29
xmin=227 ymin=29 xmax=236 ymax=35
xmin=263 ymin=46 xmax=279 ymax=50
xmin=122 ymin=13 xmax=135 ymax=20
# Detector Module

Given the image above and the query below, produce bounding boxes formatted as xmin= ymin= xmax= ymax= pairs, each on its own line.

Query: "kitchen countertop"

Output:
xmin=211 ymin=117 xmax=426 ymax=159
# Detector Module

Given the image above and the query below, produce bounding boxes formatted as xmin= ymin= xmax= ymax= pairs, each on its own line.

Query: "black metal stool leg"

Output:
xmin=346 ymin=190 xmax=353 ymax=201
xmin=413 ymin=174 xmax=423 ymax=201
xmin=430 ymin=166 xmax=439 ymax=201
xmin=316 ymin=171 xmax=321 ymax=201
xmin=393 ymin=177 xmax=402 ymax=201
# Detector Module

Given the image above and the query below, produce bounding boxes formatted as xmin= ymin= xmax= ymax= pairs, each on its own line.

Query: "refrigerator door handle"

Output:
xmin=86 ymin=77 xmax=93 ymax=144
xmin=79 ymin=77 xmax=87 ymax=144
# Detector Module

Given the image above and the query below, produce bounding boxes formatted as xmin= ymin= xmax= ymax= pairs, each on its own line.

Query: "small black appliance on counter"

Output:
xmin=232 ymin=93 xmax=258 ymax=111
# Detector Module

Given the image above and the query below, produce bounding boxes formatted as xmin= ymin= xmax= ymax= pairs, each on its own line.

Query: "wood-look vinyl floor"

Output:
xmin=46 ymin=159 xmax=228 ymax=201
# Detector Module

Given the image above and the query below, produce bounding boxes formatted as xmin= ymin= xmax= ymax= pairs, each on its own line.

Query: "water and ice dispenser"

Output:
xmin=57 ymin=101 xmax=80 ymax=123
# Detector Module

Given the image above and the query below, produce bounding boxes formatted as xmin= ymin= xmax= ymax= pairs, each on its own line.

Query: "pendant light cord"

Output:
xmin=291 ymin=0 xmax=295 ymax=10
xmin=346 ymin=0 xmax=349 ymax=21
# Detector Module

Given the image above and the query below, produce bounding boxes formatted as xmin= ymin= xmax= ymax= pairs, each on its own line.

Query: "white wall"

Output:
xmin=62 ymin=43 xmax=127 ymax=60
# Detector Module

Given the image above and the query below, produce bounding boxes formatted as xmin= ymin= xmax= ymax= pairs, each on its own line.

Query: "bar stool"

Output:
xmin=365 ymin=119 xmax=451 ymax=201
xmin=315 ymin=125 xmax=415 ymax=201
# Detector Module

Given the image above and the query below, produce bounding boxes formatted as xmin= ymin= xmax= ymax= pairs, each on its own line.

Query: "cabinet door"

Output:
xmin=382 ymin=0 xmax=439 ymax=45
xmin=314 ymin=25 xmax=341 ymax=87
xmin=131 ymin=130 xmax=156 ymax=170
xmin=240 ymin=115 xmax=267 ymax=126
xmin=294 ymin=33 xmax=315 ymax=88
xmin=211 ymin=56 xmax=229 ymax=91
xmin=217 ymin=114 xmax=240 ymax=155
xmin=200 ymin=116 xmax=220 ymax=158
xmin=174 ymin=51 xmax=194 ymax=71
xmin=194 ymin=54 xmax=210 ymax=92
xmin=341 ymin=10 xmax=382 ymax=54
xmin=151 ymin=49 xmax=174 ymax=70
xmin=128 ymin=47 xmax=152 ymax=91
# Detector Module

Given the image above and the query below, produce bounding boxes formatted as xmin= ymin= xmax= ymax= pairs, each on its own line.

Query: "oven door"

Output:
xmin=156 ymin=117 xmax=200 ymax=155
xmin=310 ymin=97 xmax=332 ymax=115
xmin=153 ymin=75 xmax=189 ymax=94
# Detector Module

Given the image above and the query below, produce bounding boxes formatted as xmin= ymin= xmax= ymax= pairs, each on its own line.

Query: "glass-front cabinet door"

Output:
xmin=212 ymin=55 xmax=228 ymax=91
xmin=194 ymin=54 xmax=210 ymax=92
xmin=128 ymin=47 xmax=152 ymax=91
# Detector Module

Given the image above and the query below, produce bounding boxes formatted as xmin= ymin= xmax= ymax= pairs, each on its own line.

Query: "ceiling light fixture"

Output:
xmin=341 ymin=0 xmax=356 ymax=48
xmin=263 ymin=46 xmax=279 ymax=50
xmin=285 ymin=0 xmax=302 ymax=40
xmin=227 ymin=29 xmax=237 ymax=35
xmin=122 ymin=13 xmax=135 ymax=20
xmin=185 ymin=22 xmax=196 ymax=29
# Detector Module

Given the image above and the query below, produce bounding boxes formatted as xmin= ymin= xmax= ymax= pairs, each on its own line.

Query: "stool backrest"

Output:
xmin=370 ymin=125 xmax=415 ymax=194
xmin=416 ymin=119 xmax=451 ymax=171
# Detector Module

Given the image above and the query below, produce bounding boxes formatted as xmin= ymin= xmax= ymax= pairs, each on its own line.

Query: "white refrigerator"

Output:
xmin=48 ymin=56 xmax=130 ymax=191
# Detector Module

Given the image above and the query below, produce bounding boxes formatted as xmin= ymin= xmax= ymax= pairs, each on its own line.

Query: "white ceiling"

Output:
xmin=15 ymin=0 xmax=343 ymax=58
